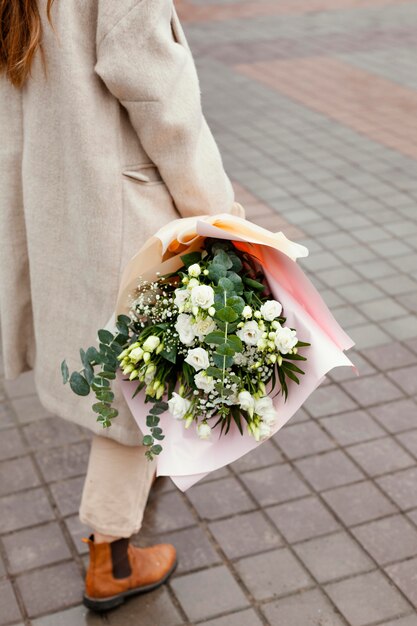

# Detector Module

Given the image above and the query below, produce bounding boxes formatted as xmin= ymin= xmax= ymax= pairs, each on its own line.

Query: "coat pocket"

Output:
xmin=122 ymin=163 xmax=164 ymax=186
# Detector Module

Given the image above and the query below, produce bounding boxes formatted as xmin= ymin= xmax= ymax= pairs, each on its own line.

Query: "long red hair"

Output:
xmin=0 ymin=0 xmax=54 ymax=87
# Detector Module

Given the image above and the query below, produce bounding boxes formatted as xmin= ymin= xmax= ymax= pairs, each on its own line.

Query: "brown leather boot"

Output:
xmin=83 ymin=535 xmax=177 ymax=611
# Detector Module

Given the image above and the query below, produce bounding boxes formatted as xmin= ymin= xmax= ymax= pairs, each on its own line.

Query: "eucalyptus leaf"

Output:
xmin=215 ymin=306 xmax=238 ymax=323
xmin=151 ymin=444 xmax=162 ymax=455
xmin=69 ymin=372 xmax=90 ymax=396
xmin=98 ymin=329 xmax=114 ymax=345
xmin=204 ymin=331 xmax=225 ymax=346
xmin=216 ymin=344 xmax=235 ymax=357
xmin=61 ymin=360 xmax=69 ymax=384
xmin=180 ymin=251 xmax=202 ymax=267
xmin=142 ymin=435 xmax=153 ymax=446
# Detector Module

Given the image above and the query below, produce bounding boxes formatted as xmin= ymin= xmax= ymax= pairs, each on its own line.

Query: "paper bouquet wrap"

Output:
xmin=111 ymin=214 xmax=354 ymax=491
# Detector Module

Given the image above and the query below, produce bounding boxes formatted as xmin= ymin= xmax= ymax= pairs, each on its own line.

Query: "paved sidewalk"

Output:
xmin=2 ymin=0 xmax=417 ymax=624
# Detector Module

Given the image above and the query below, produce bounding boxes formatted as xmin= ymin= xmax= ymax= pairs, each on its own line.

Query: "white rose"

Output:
xmin=168 ymin=393 xmax=191 ymax=420
xmin=260 ymin=299 xmax=283 ymax=321
xmin=254 ymin=396 xmax=274 ymax=416
xmin=142 ymin=335 xmax=160 ymax=352
xmin=175 ymin=314 xmax=196 ymax=345
xmin=242 ymin=305 xmax=252 ymax=319
xmin=237 ymin=320 xmax=263 ymax=346
xmin=174 ymin=289 xmax=189 ymax=309
xmin=274 ymin=327 xmax=298 ymax=354
xmin=197 ymin=422 xmax=212 ymax=439
xmin=185 ymin=347 xmax=210 ymax=371
xmin=194 ymin=316 xmax=216 ymax=341
xmin=259 ymin=421 xmax=272 ymax=440
xmin=238 ymin=390 xmax=255 ymax=415
xmin=194 ymin=371 xmax=215 ymax=393
xmin=188 ymin=263 xmax=201 ymax=277
xmin=190 ymin=285 xmax=215 ymax=310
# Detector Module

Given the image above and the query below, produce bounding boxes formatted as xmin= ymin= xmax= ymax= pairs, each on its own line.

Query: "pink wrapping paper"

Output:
xmin=115 ymin=215 xmax=354 ymax=491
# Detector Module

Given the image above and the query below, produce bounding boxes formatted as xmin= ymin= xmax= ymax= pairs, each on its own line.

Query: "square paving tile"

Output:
xmin=50 ymin=476 xmax=85 ymax=517
xmin=209 ymin=510 xmax=282 ymax=560
xmin=16 ymin=561 xmax=83 ymax=617
xmin=352 ymin=514 xmax=417 ymax=565
xmin=295 ymin=450 xmax=364 ymax=491
xmin=0 ymin=427 xmax=26 ymax=461
xmin=266 ymin=495 xmax=340 ymax=543
xmin=31 ymin=605 xmax=103 ymax=625
xmin=64 ymin=516 xmax=89 ymax=555
xmin=320 ymin=410 xmax=385 ymax=446
xmin=365 ymin=342 xmax=417 ymax=370
xmin=186 ymin=476 xmax=254 ymax=521
xmin=235 ymin=547 xmax=313 ymax=601
xmin=3 ymin=521 xmax=71 ymax=574
xmin=369 ymin=399 xmax=417 ymax=433
xmin=304 ymin=385 xmax=357 ymax=418
xmin=385 ymin=557 xmax=417 ymax=609
xmin=10 ymin=393 xmax=52 ymax=423
xmin=347 ymin=438 xmax=415 ymax=477
xmin=294 ymin=531 xmax=374 ymax=583
xmin=325 ymin=570 xmax=412 ymax=626
xmin=262 ymin=587 xmax=346 ymax=626
xmin=170 ymin=565 xmax=249 ymax=622
xmin=23 ymin=417 xmax=84 ymax=450
xmin=106 ymin=586 xmax=183 ymax=626
xmin=0 ymin=455 xmax=40 ymax=497
xmin=377 ymin=467 xmax=417 ymax=510
xmin=388 ymin=366 xmax=417 ymax=396
xmin=274 ymin=421 xmax=335 ymax=459
xmin=35 ymin=441 xmax=90 ymax=482
xmin=199 ymin=608 xmax=263 ymax=626
xmin=231 ymin=439 xmax=283 ymax=472
xmin=141 ymin=491 xmax=195 ymax=535
xmin=396 ymin=430 xmax=417 ymax=459
xmin=0 ymin=487 xmax=55 ymax=533
xmin=323 ymin=480 xmax=397 ymax=526
xmin=0 ymin=580 xmax=21 ymax=625
xmin=241 ymin=464 xmax=310 ymax=507
xmin=342 ymin=374 xmax=404 ymax=408
xmin=379 ymin=616 xmax=417 ymax=626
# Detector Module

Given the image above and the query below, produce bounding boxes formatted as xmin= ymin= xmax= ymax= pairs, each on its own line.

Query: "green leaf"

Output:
xmin=296 ymin=341 xmax=311 ymax=347
xmin=117 ymin=314 xmax=131 ymax=326
xmin=83 ymin=362 xmax=94 ymax=385
xmin=212 ymin=353 xmax=233 ymax=369
xmin=97 ymin=371 xmax=116 ymax=380
xmin=146 ymin=414 xmax=159 ymax=427
xmin=95 ymin=390 xmax=115 ymax=403
xmin=205 ymin=331 xmax=225 ymax=345
xmin=229 ymin=254 xmax=243 ymax=272
xmin=98 ymin=329 xmax=114 ymax=345
xmin=283 ymin=369 xmax=300 ymax=385
xmin=207 ymin=264 xmax=227 ymax=282
xmin=92 ymin=402 xmax=109 ymax=413
xmin=282 ymin=361 xmax=305 ymax=375
xmin=153 ymin=432 xmax=165 ymax=441
xmin=206 ymin=366 xmax=224 ymax=379
xmin=132 ymin=382 xmax=145 ymax=399
xmin=180 ymin=251 xmax=202 ymax=267
xmin=243 ymin=277 xmax=265 ymax=291
xmin=150 ymin=444 xmax=163 ymax=455
xmin=150 ymin=404 xmax=167 ymax=415
xmin=218 ymin=277 xmax=235 ymax=294
xmin=216 ymin=344 xmax=235 ymax=357
xmin=226 ymin=335 xmax=243 ymax=352
xmin=161 ymin=346 xmax=177 ymax=364
xmin=86 ymin=346 xmax=101 ymax=364
xmin=215 ymin=306 xmax=238 ymax=323
xmin=142 ymin=435 xmax=154 ymax=446
xmin=226 ymin=296 xmax=245 ymax=314
xmin=61 ymin=360 xmax=69 ymax=384
xmin=69 ymin=372 xmax=90 ymax=396
xmin=213 ymin=249 xmax=233 ymax=269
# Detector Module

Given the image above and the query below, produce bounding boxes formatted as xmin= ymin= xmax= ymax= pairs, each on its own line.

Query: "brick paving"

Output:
xmin=1 ymin=0 xmax=417 ymax=624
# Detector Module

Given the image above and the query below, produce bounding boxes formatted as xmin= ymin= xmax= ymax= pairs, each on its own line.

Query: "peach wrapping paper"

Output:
xmin=113 ymin=214 xmax=354 ymax=491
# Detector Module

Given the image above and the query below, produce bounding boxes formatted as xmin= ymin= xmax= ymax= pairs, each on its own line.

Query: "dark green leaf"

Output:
xmin=92 ymin=402 xmax=109 ymax=413
xmin=215 ymin=306 xmax=238 ymax=323
xmin=243 ymin=277 xmax=265 ymax=291
xmin=61 ymin=360 xmax=69 ymax=384
xmin=150 ymin=404 xmax=167 ymax=415
xmin=204 ymin=331 xmax=225 ymax=345
xmin=216 ymin=344 xmax=235 ymax=357
xmin=282 ymin=361 xmax=305 ymax=375
xmin=97 ymin=371 xmax=116 ymax=380
xmin=146 ymin=414 xmax=159 ymax=427
xmin=180 ymin=251 xmax=202 ymax=267
xmin=83 ymin=362 xmax=94 ymax=385
xmin=142 ymin=435 xmax=154 ymax=446
xmin=161 ymin=346 xmax=177 ymax=364
xmin=95 ymin=390 xmax=115 ymax=403
xmin=283 ymin=369 xmax=300 ymax=384
xmin=86 ymin=346 xmax=101 ymax=364
xmin=150 ymin=444 xmax=162 ymax=455
xmin=218 ymin=277 xmax=235 ymax=294
xmin=69 ymin=372 xmax=90 ymax=396
xmin=226 ymin=335 xmax=243 ymax=352
xmin=117 ymin=314 xmax=131 ymax=326
xmin=98 ymin=329 xmax=114 ymax=345
xmin=206 ymin=366 xmax=224 ymax=378
xmin=212 ymin=353 xmax=234 ymax=369
xmin=213 ymin=249 xmax=233 ymax=269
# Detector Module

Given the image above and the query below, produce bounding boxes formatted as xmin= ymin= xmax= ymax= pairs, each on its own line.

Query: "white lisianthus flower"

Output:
xmin=194 ymin=316 xmax=216 ymax=341
xmin=188 ymin=263 xmax=201 ymax=277
xmin=190 ymin=285 xmax=215 ymax=310
xmin=260 ymin=299 xmax=283 ymax=321
xmin=259 ymin=421 xmax=272 ymax=440
xmin=142 ymin=335 xmax=160 ymax=352
xmin=197 ymin=421 xmax=212 ymax=439
xmin=144 ymin=364 xmax=156 ymax=385
xmin=238 ymin=390 xmax=256 ymax=415
xmin=275 ymin=327 xmax=298 ymax=354
xmin=129 ymin=347 xmax=144 ymax=363
xmin=194 ymin=371 xmax=215 ymax=393
xmin=175 ymin=314 xmax=196 ymax=345
xmin=262 ymin=411 xmax=277 ymax=427
xmin=168 ymin=393 xmax=191 ymax=420
xmin=187 ymin=278 xmax=200 ymax=290
xmin=237 ymin=320 xmax=263 ymax=346
xmin=185 ymin=347 xmax=210 ymax=371
xmin=254 ymin=396 xmax=274 ymax=416
xmin=242 ymin=305 xmax=252 ymax=319
xmin=174 ymin=289 xmax=189 ymax=309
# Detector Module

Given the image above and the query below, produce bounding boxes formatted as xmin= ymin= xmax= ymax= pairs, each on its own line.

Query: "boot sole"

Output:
xmin=83 ymin=559 xmax=178 ymax=612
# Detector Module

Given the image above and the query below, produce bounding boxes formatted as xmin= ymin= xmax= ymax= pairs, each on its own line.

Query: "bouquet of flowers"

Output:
xmin=62 ymin=213 xmax=353 ymax=490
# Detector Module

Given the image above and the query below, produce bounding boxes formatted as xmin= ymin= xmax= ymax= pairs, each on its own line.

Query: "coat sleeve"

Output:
xmin=95 ymin=0 xmax=236 ymax=218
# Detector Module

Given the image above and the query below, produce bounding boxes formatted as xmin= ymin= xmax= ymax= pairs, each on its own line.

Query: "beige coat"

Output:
xmin=0 ymin=0 xmax=234 ymax=445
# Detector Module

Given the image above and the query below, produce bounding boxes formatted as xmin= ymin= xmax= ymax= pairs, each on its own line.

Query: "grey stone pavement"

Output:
xmin=2 ymin=1 xmax=417 ymax=624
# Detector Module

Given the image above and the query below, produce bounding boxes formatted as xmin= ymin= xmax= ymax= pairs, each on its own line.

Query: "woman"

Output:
xmin=0 ymin=0 xmax=238 ymax=611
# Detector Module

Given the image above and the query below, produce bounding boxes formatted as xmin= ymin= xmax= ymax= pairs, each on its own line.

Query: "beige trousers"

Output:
xmin=79 ymin=435 xmax=157 ymax=537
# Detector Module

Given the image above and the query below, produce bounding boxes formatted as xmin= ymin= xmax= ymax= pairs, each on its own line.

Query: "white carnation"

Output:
xmin=194 ymin=371 xmax=215 ymax=393
xmin=175 ymin=313 xmax=196 ymax=345
xmin=188 ymin=263 xmax=201 ymax=277
xmin=197 ymin=422 xmax=212 ymax=439
xmin=174 ymin=289 xmax=189 ymax=309
xmin=275 ymin=327 xmax=298 ymax=354
xmin=190 ymin=285 xmax=215 ymax=310
xmin=194 ymin=316 xmax=216 ymax=341
xmin=185 ymin=347 xmax=210 ymax=371
xmin=168 ymin=393 xmax=191 ymax=420
xmin=237 ymin=320 xmax=263 ymax=346
xmin=260 ymin=299 xmax=283 ymax=321
xmin=254 ymin=396 xmax=274 ymax=417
